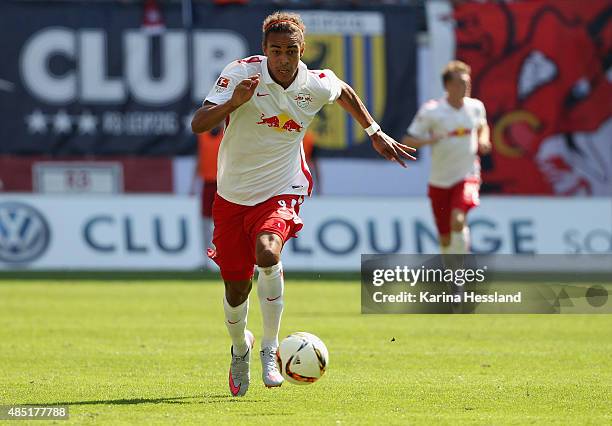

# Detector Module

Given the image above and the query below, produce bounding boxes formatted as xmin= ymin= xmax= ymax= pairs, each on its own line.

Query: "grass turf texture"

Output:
xmin=1 ymin=278 xmax=611 ymax=425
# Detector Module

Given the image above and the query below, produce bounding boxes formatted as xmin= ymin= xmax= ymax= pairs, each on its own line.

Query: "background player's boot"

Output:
xmin=260 ymin=346 xmax=284 ymax=387
xmin=228 ymin=330 xmax=254 ymax=397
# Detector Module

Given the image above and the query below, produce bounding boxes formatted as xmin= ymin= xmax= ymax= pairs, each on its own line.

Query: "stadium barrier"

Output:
xmin=0 ymin=195 xmax=610 ymax=271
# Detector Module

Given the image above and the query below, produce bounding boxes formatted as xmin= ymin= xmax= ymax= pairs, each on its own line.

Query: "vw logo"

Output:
xmin=0 ymin=202 xmax=51 ymax=263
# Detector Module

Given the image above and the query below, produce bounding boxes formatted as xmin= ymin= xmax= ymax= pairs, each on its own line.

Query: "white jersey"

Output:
xmin=205 ymin=55 xmax=342 ymax=206
xmin=408 ymin=97 xmax=487 ymax=188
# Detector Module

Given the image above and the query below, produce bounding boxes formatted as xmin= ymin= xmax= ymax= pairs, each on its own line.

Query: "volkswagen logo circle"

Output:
xmin=0 ymin=202 xmax=51 ymax=263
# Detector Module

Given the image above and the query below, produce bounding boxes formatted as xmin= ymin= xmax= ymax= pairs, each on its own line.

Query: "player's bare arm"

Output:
xmin=335 ymin=81 xmax=417 ymax=167
xmin=191 ymin=74 xmax=261 ymax=134
xmin=477 ymin=122 xmax=491 ymax=154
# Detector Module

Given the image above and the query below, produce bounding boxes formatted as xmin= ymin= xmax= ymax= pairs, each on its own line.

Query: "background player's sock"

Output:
xmin=450 ymin=229 xmax=468 ymax=254
xmin=462 ymin=227 xmax=471 ymax=253
xmin=224 ymin=296 xmax=249 ymax=356
xmin=257 ymin=262 xmax=284 ymax=349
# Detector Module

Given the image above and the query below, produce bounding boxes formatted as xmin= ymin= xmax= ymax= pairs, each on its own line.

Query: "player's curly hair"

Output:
xmin=262 ymin=12 xmax=306 ymax=46
xmin=442 ymin=60 xmax=471 ymax=85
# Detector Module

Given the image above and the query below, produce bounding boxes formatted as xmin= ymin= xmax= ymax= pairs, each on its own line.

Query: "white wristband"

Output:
xmin=364 ymin=121 xmax=381 ymax=137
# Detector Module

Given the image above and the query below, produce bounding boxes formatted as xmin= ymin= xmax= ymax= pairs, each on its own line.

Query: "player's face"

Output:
xmin=263 ymin=32 xmax=304 ymax=87
xmin=446 ymin=72 xmax=471 ymax=98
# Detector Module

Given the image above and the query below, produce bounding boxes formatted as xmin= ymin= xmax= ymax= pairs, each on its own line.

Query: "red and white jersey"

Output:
xmin=205 ymin=55 xmax=342 ymax=206
xmin=408 ymin=97 xmax=487 ymax=188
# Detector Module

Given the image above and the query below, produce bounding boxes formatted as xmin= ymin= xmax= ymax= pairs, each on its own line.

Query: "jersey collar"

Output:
xmin=442 ymin=96 xmax=466 ymax=111
xmin=261 ymin=57 xmax=308 ymax=92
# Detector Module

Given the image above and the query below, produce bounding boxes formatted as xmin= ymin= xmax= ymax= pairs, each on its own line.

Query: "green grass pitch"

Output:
xmin=1 ymin=276 xmax=611 ymax=425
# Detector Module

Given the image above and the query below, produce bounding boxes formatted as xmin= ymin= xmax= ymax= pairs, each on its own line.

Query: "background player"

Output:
xmin=403 ymin=60 xmax=491 ymax=254
xmin=191 ymin=12 xmax=416 ymax=397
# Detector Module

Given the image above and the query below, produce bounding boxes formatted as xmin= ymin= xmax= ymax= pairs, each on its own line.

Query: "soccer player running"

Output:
xmin=403 ymin=61 xmax=491 ymax=255
xmin=191 ymin=12 xmax=416 ymax=397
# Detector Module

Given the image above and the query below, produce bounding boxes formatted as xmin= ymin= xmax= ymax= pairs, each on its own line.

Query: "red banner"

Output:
xmin=455 ymin=1 xmax=611 ymax=196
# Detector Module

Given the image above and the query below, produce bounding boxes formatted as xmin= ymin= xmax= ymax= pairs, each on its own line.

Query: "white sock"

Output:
xmin=257 ymin=262 xmax=284 ymax=349
xmin=450 ymin=229 xmax=468 ymax=254
xmin=462 ymin=227 xmax=470 ymax=253
xmin=223 ymin=296 xmax=249 ymax=356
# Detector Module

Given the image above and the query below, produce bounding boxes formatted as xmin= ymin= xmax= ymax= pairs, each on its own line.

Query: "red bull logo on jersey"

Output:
xmin=256 ymin=114 xmax=280 ymax=128
xmin=282 ymin=119 xmax=303 ymax=132
xmin=448 ymin=127 xmax=470 ymax=137
xmin=256 ymin=113 xmax=303 ymax=133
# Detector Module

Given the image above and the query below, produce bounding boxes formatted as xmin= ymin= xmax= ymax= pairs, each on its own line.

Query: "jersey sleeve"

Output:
xmin=317 ymin=69 xmax=342 ymax=104
xmin=204 ymin=61 xmax=247 ymax=106
xmin=407 ymin=104 xmax=433 ymax=139
xmin=477 ymin=101 xmax=488 ymax=127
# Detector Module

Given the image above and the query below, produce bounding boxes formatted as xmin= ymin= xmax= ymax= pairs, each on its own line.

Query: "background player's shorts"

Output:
xmin=201 ymin=180 xmax=217 ymax=218
xmin=207 ymin=194 xmax=304 ymax=281
xmin=428 ymin=177 xmax=480 ymax=236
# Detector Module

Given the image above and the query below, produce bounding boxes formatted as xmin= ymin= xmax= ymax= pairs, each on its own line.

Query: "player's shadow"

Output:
xmin=43 ymin=394 xmax=257 ymax=406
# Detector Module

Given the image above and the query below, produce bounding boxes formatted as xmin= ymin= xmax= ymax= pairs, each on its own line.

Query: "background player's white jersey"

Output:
xmin=408 ymin=97 xmax=487 ymax=188
xmin=205 ymin=56 xmax=342 ymax=206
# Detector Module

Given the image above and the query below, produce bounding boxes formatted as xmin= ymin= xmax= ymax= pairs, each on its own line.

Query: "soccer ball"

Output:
xmin=277 ymin=332 xmax=329 ymax=385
